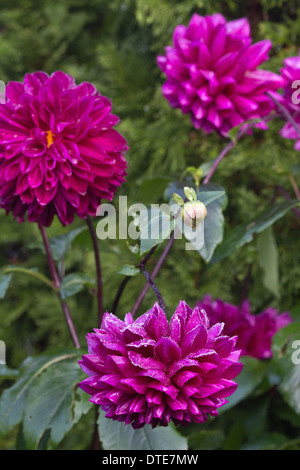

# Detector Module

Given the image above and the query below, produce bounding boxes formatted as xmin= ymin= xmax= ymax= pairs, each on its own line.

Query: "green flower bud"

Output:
xmin=183 ymin=186 xmax=197 ymax=202
xmin=172 ymin=192 xmax=185 ymax=206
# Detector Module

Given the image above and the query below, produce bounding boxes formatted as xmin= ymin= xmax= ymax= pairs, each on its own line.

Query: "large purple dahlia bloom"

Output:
xmin=0 ymin=71 xmax=128 ymax=226
xmin=279 ymin=51 xmax=300 ymax=149
xmin=157 ymin=14 xmax=285 ymax=136
xmin=78 ymin=301 xmax=243 ymax=429
xmin=197 ymin=295 xmax=293 ymax=359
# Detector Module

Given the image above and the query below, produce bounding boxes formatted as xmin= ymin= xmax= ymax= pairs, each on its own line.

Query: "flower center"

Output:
xmin=46 ymin=130 xmax=55 ymax=148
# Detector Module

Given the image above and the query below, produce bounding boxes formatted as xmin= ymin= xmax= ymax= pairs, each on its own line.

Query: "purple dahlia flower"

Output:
xmin=197 ymin=295 xmax=293 ymax=359
xmin=279 ymin=51 xmax=300 ymax=149
xmin=0 ymin=71 xmax=128 ymax=226
xmin=157 ymin=14 xmax=285 ymax=136
xmin=78 ymin=301 xmax=243 ymax=429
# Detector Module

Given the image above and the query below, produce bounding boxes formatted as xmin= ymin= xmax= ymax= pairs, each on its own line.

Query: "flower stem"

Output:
xmin=111 ymin=275 xmax=131 ymax=315
xmin=3 ymin=266 xmax=57 ymax=291
xmin=203 ymin=139 xmax=236 ymax=185
xmin=289 ymin=174 xmax=300 ymax=200
xmin=131 ymin=233 xmax=175 ymax=317
xmin=86 ymin=216 xmax=104 ymax=326
xmin=203 ymin=113 xmax=278 ymax=185
xmin=272 ymin=185 xmax=300 ymax=219
xmin=38 ymin=223 xmax=81 ymax=349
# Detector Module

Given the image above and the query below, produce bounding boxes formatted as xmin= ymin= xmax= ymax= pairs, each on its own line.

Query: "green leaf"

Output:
xmin=98 ymin=411 xmax=188 ymax=450
xmin=139 ymin=206 xmax=175 ymax=255
xmin=197 ymin=185 xmax=227 ymax=262
xmin=22 ymin=355 xmax=84 ymax=449
xmin=0 ymin=365 xmax=19 ymax=380
xmin=197 ymin=190 xmax=225 ymax=206
xmin=188 ymin=429 xmax=224 ymax=450
xmin=220 ymin=357 xmax=267 ymax=413
xmin=137 ymin=177 xmax=173 ymax=204
xmin=118 ymin=265 xmax=140 ymax=277
xmin=60 ymin=273 xmax=95 ymax=300
xmin=0 ymin=351 xmax=75 ymax=439
xmin=0 ymin=355 xmax=53 ymax=439
xmin=257 ymin=226 xmax=280 ymax=297
xmin=0 ymin=272 xmax=12 ymax=299
xmin=240 ymin=432 xmax=288 ymax=450
xmin=209 ymin=200 xmax=299 ymax=265
xmin=32 ymin=226 xmax=87 ymax=261
xmin=270 ymin=322 xmax=300 ymax=414
xmin=0 ymin=349 xmax=88 ymax=449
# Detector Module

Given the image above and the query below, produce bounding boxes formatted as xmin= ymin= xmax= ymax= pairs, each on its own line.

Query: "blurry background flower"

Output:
xmin=279 ymin=51 xmax=300 ymax=149
xmin=0 ymin=71 xmax=128 ymax=226
xmin=78 ymin=301 xmax=243 ymax=429
xmin=157 ymin=13 xmax=285 ymax=136
xmin=197 ymin=295 xmax=293 ymax=359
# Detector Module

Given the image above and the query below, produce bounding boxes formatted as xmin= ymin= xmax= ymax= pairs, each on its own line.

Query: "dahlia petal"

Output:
xmin=180 ymin=324 xmax=208 ymax=355
xmin=120 ymin=377 xmax=149 ymax=394
xmin=172 ymin=370 xmax=199 ymax=388
xmin=77 ymin=375 xmax=100 ymax=395
xmin=198 ymin=42 xmax=212 ymax=69
xmin=166 ymin=394 xmax=188 ymax=411
xmin=5 ymin=81 xmax=25 ymax=105
xmin=128 ymin=351 xmax=166 ymax=371
xmin=154 ymin=337 xmax=181 ymax=365
xmin=22 ymin=138 xmax=46 ymax=157
xmin=129 ymin=395 xmax=147 ymax=414
xmin=211 ymin=24 xmax=226 ymax=60
xmin=98 ymin=374 xmax=122 ymax=388
xmin=138 ymin=369 xmax=170 ymax=385
xmin=106 ymin=355 xmax=138 ymax=377
xmin=79 ymin=354 xmax=106 ymax=375
xmin=191 ymin=102 xmax=206 ymax=121
xmin=4 ymin=161 xmax=20 ymax=181
xmin=215 ymin=94 xmax=233 ymax=110
xmin=207 ymin=107 xmax=222 ymax=128
xmin=28 ymin=164 xmax=44 ymax=188
xmin=232 ymin=95 xmax=259 ymax=114
xmin=168 ymin=358 xmax=201 ymax=377
xmin=226 ymin=18 xmax=250 ymax=37
xmin=214 ymin=52 xmax=239 ymax=76
xmin=169 ymin=314 xmax=182 ymax=344
xmin=148 ymin=382 xmax=178 ymax=400
xmin=247 ymin=40 xmax=271 ymax=69
xmin=35 ymin=185 xmax=57 ymax=205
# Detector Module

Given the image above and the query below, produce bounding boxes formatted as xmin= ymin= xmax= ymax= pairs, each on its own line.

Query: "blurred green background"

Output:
xmin=0 ymin=0 xmax=300 ymax=450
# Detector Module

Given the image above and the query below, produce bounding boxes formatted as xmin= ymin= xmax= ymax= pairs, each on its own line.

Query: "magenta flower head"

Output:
xmin=157 ymin=14 xmax=285 ymax=136
xmin=279 ymin=51 xmax=300 ymax=149
xmin=0 ymin=71 xmax=128 ymax=226
xmin=197 ymin=295 xmax=293 ymax=359
xmin=78 ymin=301 xmax=243 ymax=429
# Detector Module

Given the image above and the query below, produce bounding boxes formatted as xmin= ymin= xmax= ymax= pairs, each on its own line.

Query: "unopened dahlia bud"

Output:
xmin=182 ymin=200 xmax=207 ymax=229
